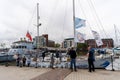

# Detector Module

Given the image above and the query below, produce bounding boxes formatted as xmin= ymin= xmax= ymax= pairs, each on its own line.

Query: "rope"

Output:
xmin=45 ymin=0 xmax=61 ymax=41
xmin=44 ymin=0 xmax=59 ymax=34
xmin=60 ymin=0 xmax=69 ymax=43
xmin=78 ymin=0 xmax=92 ymax=31
xmin=26 ymin=5 xmax=36 ymax=31
xmin=87 ymin=0 xmax=111 ymax=47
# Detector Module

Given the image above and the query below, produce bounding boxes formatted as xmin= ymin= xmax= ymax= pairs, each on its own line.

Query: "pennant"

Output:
xmin=75 ymin=31 xmax=85 ymax=43
xmin=26 ymin=31 xmax=32 ymax=41
xmin=75 ymin=17 xmax=86 ymax=29
xmin=92 ymin=30 xmax=103 ymax=46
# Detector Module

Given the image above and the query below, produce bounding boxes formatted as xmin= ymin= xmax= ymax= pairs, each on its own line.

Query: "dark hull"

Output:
xmin=0 ymin=55 xmax=15 ymax=62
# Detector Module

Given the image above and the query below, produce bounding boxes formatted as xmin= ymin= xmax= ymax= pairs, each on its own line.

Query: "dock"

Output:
xmin=0 ymin=66 xmax=119 ymax=80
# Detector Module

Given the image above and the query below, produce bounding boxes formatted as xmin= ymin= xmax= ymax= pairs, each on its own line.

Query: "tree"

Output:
xmin=76 ymin=43 xmax=88 ymax=55
xmin=55 ymin=43 xmax=60 ymax=48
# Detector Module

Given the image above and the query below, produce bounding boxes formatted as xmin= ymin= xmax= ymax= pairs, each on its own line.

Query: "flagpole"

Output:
xmin=73 ymin=0 xmax=76 ymax=48
xmin=37 ymin=3 xmax=41 ymax=49
xmin=37 ymin=3 xmax=39 ymax=49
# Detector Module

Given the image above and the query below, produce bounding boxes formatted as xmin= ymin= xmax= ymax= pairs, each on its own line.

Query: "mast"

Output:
xmin=37 ymin=3 xmax=41 ymax=49
xmin=114 ymin=24 xmax=118 ymax=47
xmin=72 ymin=0 xmax=76 ymax=47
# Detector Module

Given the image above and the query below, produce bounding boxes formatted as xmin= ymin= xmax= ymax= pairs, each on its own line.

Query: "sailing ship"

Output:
xmin=70 ymin=0 xmax=111 ymax=68
xmin=0 ymin=1 xmax=112 ymax=69
xmin=29 ymin=0 xmax=112 ymax=68
xmin=0 ymin=3 xmax=40 ymax=62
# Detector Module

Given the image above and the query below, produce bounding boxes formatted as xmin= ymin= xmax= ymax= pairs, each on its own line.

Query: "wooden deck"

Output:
xmin=31 ymin=68 xmax=71 ymax=80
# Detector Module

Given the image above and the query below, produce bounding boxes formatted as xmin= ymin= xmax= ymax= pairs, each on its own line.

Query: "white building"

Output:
xmin=33 ymin=36 xmax=46 ymax=48
xmin=62 ymin=38 xmax=74 ymax=48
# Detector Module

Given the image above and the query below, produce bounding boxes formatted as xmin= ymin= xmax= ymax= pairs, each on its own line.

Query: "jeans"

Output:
xmin=70 ymin=59 xmax=76 ymax=71
xmin=16 ymin=61 xmax=19 ymax=66
xmin=88 ymin=59 xmax=95 ymax=72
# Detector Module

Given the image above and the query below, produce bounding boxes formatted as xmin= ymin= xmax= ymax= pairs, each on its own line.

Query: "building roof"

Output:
xmin=64 ymin=38 xmax=74 ymax=40
xmin=13 ymin=40 xmax=33 ymax=44
xmin=48 ymin=40 xmax=55 ymax=42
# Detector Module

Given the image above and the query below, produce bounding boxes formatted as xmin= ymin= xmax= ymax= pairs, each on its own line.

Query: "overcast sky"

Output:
xmin=0 ymin=0 xmax=120 ymax=47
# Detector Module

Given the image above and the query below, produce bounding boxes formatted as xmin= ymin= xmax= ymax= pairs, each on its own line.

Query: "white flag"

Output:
xmin=92 ymin=30 xmax=103 ymax=46
xmin=75 ymin=31 xmax=85 ymax=43
xmin=75 ymin=17 xmax=86 ymax=29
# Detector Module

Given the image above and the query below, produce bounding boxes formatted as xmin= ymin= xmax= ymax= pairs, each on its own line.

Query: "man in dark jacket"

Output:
xmin=87 ymin=46 xmax=95 ymax=72
xmin=69 ymin=47 xmax=77 ymax=71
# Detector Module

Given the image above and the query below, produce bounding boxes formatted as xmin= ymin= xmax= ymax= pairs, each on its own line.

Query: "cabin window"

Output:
xmin=22 ymin=46 xmax=27 ymax=49
xmin=18 ymin=46 xmax=21 ymax=48
xmin=22 ymin=46 xmax=24 ymax=48
xmin=16 ymin=46 xmax=18 ymax=48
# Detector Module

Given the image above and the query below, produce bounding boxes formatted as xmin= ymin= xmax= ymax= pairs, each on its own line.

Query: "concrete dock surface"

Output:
xmin=0 ymin=66 xmax=120 ymax=80
xmin=0 ymin=66 xmax=51 ymax=80
xmin=64 ymin=69 xmax=120 ymax=80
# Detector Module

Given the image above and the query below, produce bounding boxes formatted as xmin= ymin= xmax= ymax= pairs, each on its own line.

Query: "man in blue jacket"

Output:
xmin=87 ymin=46 xmax=95 ymax=72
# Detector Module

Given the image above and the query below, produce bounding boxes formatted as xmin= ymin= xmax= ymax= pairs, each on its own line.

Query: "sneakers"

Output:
xmin=74 ymin=70 xmax=77 ymax=72
xmin=88 ymin=71 xmax=92 ymax=72
xmin=70 ymin=69 xmax=77 ymax=72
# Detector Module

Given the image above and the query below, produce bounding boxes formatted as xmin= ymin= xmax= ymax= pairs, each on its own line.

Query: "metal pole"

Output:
xmin=5 ymin=52 xmax=9 ymax=67
xmin=37 ymin=3 xmax=40 ymax=49
xmin=36 ymin=3 xmax=40 ymax=68
xmin=72 ymin=0 xmax=76 ymax=48
xmin=114 ymin=24 xmax=118 ymax=47
xmin=111 ymin=49 xmax=115 ymax=71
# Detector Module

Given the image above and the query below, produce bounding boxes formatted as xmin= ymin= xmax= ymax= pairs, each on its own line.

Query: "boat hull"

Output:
xmin=0 ymin=55 xmax=15 ymax=62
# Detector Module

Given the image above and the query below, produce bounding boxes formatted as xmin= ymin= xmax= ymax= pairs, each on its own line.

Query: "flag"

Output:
xmin=92 ymin=30 xmax=103 ymax=46
xmin=75 ymin=17 xmax=86 ymax=29
xmin=75 ymin=31 xmax=86 ymax=43
xmin=26 ymin=31 xmax=32 ymax=41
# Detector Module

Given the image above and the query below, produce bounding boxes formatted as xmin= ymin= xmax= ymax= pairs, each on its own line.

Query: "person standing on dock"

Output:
xmin=27 ymin=57 xmax=31 ymax=67
xmin=69 ymin=47 xmax=77 ymax=71
xmin=22 ymin=56 xmax=26 ymax=66
xmin=55 ymin=50 xmax=60 ymax=65
xmin=87 ymin=46 xmax=95 ymax=72
xmin=16 ymin=54 xmax=20 ymax=66
xmin=19 ymin=56 xmax=23 ymax=67
xmin=42 ymin=52 xmax=45 ymax=62
xmin=50 ymin=53 xmax=55 ymax=69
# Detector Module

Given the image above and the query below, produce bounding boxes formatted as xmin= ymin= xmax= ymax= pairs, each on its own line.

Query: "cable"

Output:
xmin=44 ymin=0 xmax=59 ymax=34
xmin=45 ymin=0 xmax=61 ymax=41
xmin=88 ymin=0 xmax=111 ymax=47
xmin=77 ymin=0 xmax=93 ymax=35
xmin=60 ymin=0 xmax=69 ymax=43
xmin=87 ymin=0 xmax=103 ymax=36
xmin=26 ymin=5 xmax=36 ymax=31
